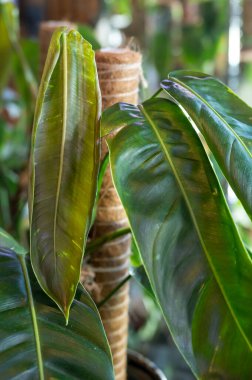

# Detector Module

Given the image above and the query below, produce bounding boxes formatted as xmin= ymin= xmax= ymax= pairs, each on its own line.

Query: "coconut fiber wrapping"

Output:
xmin=88 ymin=49 xmax=141 ymax=380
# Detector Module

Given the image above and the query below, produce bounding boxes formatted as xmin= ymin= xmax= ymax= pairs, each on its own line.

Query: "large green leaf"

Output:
xmin=161 ymin=71 xmax=252 ymax=220
xmin=102 ymin=99 xmax=252 ymax=379
xmin=0 ymin=245 xmax=114 ymax=380
xmin=29 ymin=28 xmax=101 ymax=320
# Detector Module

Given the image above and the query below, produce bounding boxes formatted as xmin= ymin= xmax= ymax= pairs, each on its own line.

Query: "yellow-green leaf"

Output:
xmin=29 ymin=28 xmax=101 ymax=320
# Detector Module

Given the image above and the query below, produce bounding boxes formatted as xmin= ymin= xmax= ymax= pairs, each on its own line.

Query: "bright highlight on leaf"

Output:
xmin=29 ymin=27 xmax=101 ymax=321
xmin=161 ymin=71 xmax=252 ymax=221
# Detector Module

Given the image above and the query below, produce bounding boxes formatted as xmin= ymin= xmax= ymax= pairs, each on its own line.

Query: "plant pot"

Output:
xmin=127 ymin=350 xmax=167 ymax=380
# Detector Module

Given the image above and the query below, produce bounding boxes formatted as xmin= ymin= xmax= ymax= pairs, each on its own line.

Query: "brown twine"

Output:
xmin=84 ymin=48 xmax=141 ymax=380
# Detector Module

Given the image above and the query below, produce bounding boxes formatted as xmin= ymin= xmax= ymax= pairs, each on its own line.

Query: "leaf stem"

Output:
xmin=86 ymin=227 xmax=131 ymax=254
xmin=90 ymin=153 xmax=109 ymax=226
xmin=151 ymin=88 xmax=163 ymax=98
xmin=97 ymin=274 xmax=132 ymax=308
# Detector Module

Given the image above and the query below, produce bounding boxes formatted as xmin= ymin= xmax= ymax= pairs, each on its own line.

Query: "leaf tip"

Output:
xmin=61 ymin=301 xmax=71 ymax=326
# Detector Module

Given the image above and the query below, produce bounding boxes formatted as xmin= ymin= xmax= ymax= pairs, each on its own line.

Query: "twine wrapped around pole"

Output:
xmin=88 ymin=49 xmax=141 ymax=380
xmin=39 ymin=20 xmax=76 ymax=74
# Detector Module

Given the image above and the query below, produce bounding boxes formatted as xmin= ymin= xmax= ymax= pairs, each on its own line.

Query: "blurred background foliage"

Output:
xmin=1 ymin=0 xmax=252 ymax=378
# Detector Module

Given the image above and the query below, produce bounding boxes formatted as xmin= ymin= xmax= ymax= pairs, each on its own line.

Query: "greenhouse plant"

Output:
xmin=0 ymin=24 xmax=252 ymax=380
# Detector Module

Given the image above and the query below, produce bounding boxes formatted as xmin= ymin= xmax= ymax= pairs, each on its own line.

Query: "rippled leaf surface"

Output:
xmin=29 ymin=28 xmax=101 ymax=320
xmin=102 ymin=99 xmax=252 ymax=379
xmin=0 ymin=243 xmax=114 ymax=380
xmin=161 ymin=71 xmax=252 ymax=220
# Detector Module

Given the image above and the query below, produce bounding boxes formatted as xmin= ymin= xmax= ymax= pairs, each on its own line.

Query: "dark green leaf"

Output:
xmin=0 ymin=187 xmax=12 ymax=230
xmin=161 ymin=71 xmax=252 ymax=220
xmin=0 ymin=246 xmax=114 ymax=380
xmin=29 ymin=28 xmax=101 ymax=320
xmin=20 ymin=38 xmax=39 ymax=80
xmin=104 ymin=99 xmax=252 ymax=379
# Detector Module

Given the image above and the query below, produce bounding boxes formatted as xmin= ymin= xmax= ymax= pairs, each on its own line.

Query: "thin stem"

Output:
xmin=86 ymin=227 xmax=131 ymax=254
xmin=90 ymin=153 xmax=109 ymax=227
xmin=97 ymin=274 xmax=132 ymax=309
xmin=151 ymin=87 xmax=163 ymax=98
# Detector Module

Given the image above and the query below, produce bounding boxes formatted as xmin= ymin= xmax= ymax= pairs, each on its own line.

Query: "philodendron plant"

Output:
xmin=0 ymin=26 xmax=252 ymax=380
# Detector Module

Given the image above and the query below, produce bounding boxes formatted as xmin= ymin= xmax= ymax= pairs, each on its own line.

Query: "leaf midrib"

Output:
xmin=138 ymin=102 xmax=252 ymax=352
xmin=53 ymin=33 xmax=68 ymax=267
xmin=19 ymin=255 xmax=44 ymax=380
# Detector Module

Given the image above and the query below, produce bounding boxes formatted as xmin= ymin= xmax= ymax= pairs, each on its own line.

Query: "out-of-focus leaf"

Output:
xmin=0 ymin=122 xmax=28 ymax=169
xmin=20 ymin=38 xmax=39 ymax=79
xmin=0 ymin=187 xmax=11 ymax=229
xmin=0 ymin=246 xmax=114 ymax=380
xmin=30 ymin=28 xmax=101 ymax=320
xmin=161 ymin=71 xmax=252 ymax=220
xmin=0 ymin=0 xmax=18 ymax=92
xmin=78 ymin=24 xmax=101 ymax=50
xmin=12 ymin=40 xmax=38 ymax=104
xmin=103 ymin=98 xmax=252 ymax=379
xmin=0 ymin=0 xmax=37 ymax=107
xmin=0 ymin=226 xmax=27 ymax=254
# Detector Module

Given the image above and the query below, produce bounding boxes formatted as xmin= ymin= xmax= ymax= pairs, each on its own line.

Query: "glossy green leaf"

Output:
xmin=161 ymin=71 xmax=252 ymax=220
xmin=29 ymin=28 xmax=101 ymax=320
xmin=0 ymin=247 xmax=114 ymax=380
xmin=103 ymin=99 xmax=252 ymax=379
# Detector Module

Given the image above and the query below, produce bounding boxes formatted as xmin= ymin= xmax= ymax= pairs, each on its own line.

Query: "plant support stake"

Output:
xmin=85 ymin=48 xmax=141 ymax=380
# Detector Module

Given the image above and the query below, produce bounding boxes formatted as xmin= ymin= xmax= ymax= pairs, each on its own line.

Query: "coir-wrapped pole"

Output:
xmin=89 ymin=48 xmax=141 ymax=380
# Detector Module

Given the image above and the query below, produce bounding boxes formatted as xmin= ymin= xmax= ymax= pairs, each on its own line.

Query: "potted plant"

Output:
xmin=0 ymin=25 xmax=251 ymax=380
